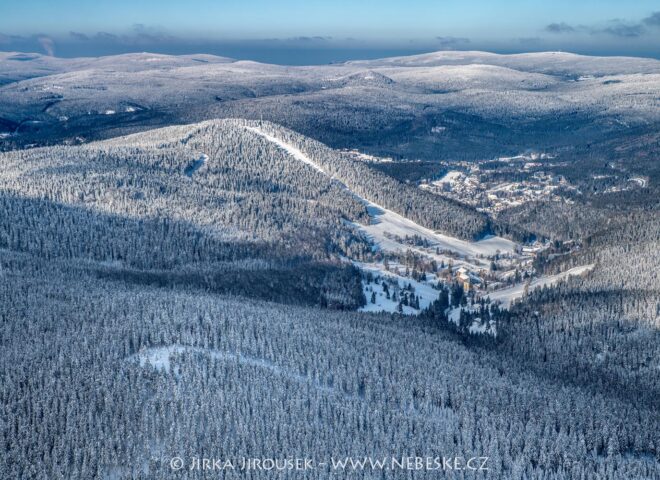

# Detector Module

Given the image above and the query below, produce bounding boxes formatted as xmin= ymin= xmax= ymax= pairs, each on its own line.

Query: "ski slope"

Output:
xmin=361 ymin=204 xmax=516 ymax=258
xmin=244 ymin=127 xmax=325 ymax=174
xmin=244 ymin=126 xmax=518 ymax=261
xmin=487 ymin=264 xmax=595 ymax=308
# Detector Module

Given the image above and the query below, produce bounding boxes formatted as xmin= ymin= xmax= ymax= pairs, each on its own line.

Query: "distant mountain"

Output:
xmin=346 ymin=50 xmax=660 ymax=76
xmin=0 ymin=51 xmax=235 ymax=85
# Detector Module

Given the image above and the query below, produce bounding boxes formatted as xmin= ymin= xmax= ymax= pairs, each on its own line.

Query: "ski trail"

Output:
xmin=244 ymin=126 xmax=518 ymax=259
xmin=245 ymin=127 xmax=326 ymax=175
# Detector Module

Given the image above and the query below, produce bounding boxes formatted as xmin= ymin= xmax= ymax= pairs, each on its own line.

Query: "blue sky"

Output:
xmin=1 ymin=0 xmax=659 ymax=63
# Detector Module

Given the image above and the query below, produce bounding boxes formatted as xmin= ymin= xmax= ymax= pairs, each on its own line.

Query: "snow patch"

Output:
xmin=356 ymin=261 xmax=441 ymax=315
xmin=468 ymin=318 xmax=497 ymax=337
xmin=448 ymin=307 xmax=462 ymax=325
xmin=135 ymin=345 xmax=186 ymax=372
xmin=433 ymin=170 xmax=463 ymax=186
xmin=131 ymin=346 xmax=336 ymax=393
xmin=487 ymin=264 xmax=595 ymax=308
xmin=629 ymin=176 xmax=647 ymax=188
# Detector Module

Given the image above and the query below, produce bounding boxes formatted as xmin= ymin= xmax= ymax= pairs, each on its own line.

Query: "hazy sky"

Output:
xmin=1 ymin=0 xmax=659 ymax=63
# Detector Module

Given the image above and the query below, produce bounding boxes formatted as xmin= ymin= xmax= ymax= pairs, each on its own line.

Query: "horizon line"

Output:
xmin=3 ymin=48 xmax=660 ymax=66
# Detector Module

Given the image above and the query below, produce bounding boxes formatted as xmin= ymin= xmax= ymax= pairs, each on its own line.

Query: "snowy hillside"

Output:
xmin=240 ymin=123 xmax=593 ymax=320
xmin=2 ymin=50 xmax=659 ymax=163
xmin=1 ymin=48 xmax=659 ymax=480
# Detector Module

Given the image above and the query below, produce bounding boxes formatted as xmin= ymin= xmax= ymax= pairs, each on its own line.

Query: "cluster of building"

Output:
xmin=420 ymin=155 xmax=575 ymax=215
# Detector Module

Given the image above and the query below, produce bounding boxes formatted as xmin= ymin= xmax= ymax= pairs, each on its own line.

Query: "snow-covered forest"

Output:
xmin=0 ymin=50 xmax=658 ymax=479
xmin=2 ymin=247 xmax=658 ymax=479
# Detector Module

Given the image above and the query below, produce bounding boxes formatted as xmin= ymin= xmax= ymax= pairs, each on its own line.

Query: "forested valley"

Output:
xmin=1 ymin=50 xmax=658 ymax=479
